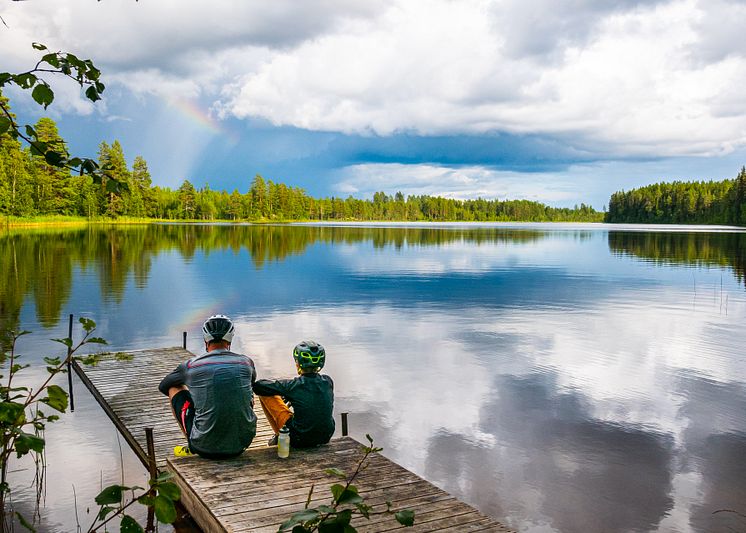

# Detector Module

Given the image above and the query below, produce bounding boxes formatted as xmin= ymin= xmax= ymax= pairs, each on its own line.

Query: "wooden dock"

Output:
xmin=73 ymin=347 xmax=512 ymax=532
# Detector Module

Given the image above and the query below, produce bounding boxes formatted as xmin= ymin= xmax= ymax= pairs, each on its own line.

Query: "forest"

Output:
xmin=0 ymin=97 xmax=602 ymax=223
xmin=606 ymin=168 xmax=746 ymax=225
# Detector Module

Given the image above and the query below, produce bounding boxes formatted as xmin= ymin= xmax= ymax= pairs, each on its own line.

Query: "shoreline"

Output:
xmin=3 ymin=217 xmax=746 ymax=231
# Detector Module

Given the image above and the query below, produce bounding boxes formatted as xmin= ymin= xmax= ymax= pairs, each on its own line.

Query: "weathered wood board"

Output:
xmin=74 ymin=347 xmax=513 ymax=532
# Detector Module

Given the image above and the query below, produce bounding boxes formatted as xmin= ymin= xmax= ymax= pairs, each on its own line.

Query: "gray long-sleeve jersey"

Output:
xmin=158 ymin=349 xmax=257 ymax=456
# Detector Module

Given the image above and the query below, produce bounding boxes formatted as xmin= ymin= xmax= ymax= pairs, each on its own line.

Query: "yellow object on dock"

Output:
xmin=74 ymin=347 xmax=512 ymax=532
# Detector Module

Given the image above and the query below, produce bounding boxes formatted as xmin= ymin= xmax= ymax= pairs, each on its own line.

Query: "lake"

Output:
xmin=2 ymin=222 xmax=745 ymax=532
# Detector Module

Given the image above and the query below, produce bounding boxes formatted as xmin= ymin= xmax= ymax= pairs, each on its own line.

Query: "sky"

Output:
xmin=2 ymin=0 xmax=746 ymax=209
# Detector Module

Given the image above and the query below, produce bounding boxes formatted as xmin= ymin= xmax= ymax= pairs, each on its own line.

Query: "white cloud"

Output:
xmin=224 ymin=0 xmax=746 ymax=157
xmin=4 ymin=0 xmax=746 ymax=159
xmin=335 ymin=163 xmax=579 ymax=203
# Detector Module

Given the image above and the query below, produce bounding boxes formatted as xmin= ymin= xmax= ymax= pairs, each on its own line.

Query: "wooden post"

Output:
xmin=145 ymin=427 xmax=157 ymax=480
xmin=182 ymin=331 xmax=187 ymax=349
xmin=341 ymin=412 xmax=349 ymax=436
xmin=145 ymin=427 xmax=157 ymax=532
xmin=67 ymin=314 xmax=75 ymax=412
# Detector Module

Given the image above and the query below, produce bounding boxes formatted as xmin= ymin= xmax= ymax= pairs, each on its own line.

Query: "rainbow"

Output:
xmin=168 ymin=97 xmax=241 ymax=145
xmin=175 ymin=292 xmax=250 ymax=342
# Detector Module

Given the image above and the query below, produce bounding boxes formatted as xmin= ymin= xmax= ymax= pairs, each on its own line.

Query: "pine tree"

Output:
xmin=0 ymin=94 xmax=34 ymax=216
xmin=735 ymin=166 xmax=746 ymax=226
xmin=130 ymin=156 xmax=152 ymax=217
xmin=250 ymin=174 xmax=267 ymax=218
xmin=178 ymin=180 xmax=197 ymax=219
xmin=29 ymin=117 xmax=74 ymax=214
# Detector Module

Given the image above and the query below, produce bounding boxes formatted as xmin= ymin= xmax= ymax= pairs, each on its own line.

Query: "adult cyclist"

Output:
xmin=159 ymin=314 xmax=257 ymax=458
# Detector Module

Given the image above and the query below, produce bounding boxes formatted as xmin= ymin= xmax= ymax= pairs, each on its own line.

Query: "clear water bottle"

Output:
xmin=277 ymin=426 xmax=290 ymax=458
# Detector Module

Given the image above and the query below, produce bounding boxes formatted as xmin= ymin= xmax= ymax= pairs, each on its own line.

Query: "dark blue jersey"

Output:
xmin=254 ymin=373 xmax=335 ymax=447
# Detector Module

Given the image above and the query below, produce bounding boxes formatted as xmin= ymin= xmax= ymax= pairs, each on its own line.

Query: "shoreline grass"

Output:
xmin=2 ymin=215 xmax=606 ymax=229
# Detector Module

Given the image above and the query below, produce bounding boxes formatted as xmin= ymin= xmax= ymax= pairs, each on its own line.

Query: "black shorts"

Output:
xmin=170 ymin=390 xmax=243 ymax=459
xmin=171 ymin=389 xmax=195 ymax=439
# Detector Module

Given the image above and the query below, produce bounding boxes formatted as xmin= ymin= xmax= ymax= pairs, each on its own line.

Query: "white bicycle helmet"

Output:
xmin=202 ymin=314 xmax=235 ymax=343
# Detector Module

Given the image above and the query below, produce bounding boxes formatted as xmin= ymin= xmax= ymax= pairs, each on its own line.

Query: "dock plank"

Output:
xmin=74 ymin=347 xmax=512 ymax=532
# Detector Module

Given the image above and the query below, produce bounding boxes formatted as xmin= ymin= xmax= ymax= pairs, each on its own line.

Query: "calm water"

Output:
xmin=2 ymin=222 xmax=746 ymax=532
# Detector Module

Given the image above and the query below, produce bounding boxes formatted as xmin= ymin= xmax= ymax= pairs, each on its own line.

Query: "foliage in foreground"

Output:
xmin=0 ymin=319 xmax=180 ymax=532
xmin=279 ymin=435 xmax=414 ymax=533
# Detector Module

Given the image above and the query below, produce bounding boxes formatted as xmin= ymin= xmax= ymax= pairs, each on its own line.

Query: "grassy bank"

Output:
xmin=3 ymin=215 xmax=608 ymax=229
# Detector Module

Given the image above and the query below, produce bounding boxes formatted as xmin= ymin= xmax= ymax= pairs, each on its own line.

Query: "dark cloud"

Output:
xmin=688 ymin=0 xmax=746 ymax=63
xmin=7 ymin=1 xmax=388 ymax=75
xmin=490 ymin=0 xmax=672 ymax=61
xmin=183 ymin=122 xmax=608 ymax=196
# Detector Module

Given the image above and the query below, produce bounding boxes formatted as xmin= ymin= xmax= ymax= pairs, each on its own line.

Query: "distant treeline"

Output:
xmin=606 ymin=168 xmax=746 ymax=225
xmin=0 ymin=98 xmax=602 ymax=223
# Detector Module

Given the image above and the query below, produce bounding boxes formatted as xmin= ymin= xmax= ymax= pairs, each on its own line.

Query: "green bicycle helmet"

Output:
xmin=202 ymin=314 xmax=235 ymax=343
xmin=293 ymin=341 xmax=325 ymax=371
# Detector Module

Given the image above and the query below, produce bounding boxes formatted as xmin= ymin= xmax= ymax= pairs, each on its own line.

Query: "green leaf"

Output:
xmin=14 ymin=73 xmax=37 ymax=89
xmin=291 ymin=526 xmax=312 ymax=533
xmin=278 ymin=516 xmax=303 ymax=531
xmin=0 ymin=116 xmax=10 ymax=135
xmin=289 ymin=509 xmax=319 ymax=523
xmin=97 ymin=506 xmax=115 ymax=521
xmin=0 ymin=402 xmax=26 ymax=423
xmin=355 ymin=502 xmax=371 ymax=519
xmin=316 ymin=505 xmax=336 ymax=514
xmin=41 ymin=53 xmax=60 ymax=68
xmin=324 ymin=468 xmax=346 ymax=479
xmin=119 ymin=515 xmax=144 ymax=533
xmin=0 ymin=72 xmax=12 ymax=85
xmin=318 ymin=510 xmax=353 ymax=531
xmin=44 ymin=150 xmax=65 ymax=167
xmin=85 ymin=86 xmax=100 ymax=102
xmin=136 ymin=494 xmax=155 ymax=506
xmin=155 ymin=471 xmax=173 ymax=483
xmin=29 ymin=141 xmax=47 ymax=157
xmin=15 ymin=432 xmax=45 ymax=457
xmin=95 ymin=485 xmax=124 ymax=505
xmin=11 ymin=363 xmax=29 ymax=373
xmin=154 ymin=494 xmax=177 ymax=524
xmin=106 ymin=177 xmax=122 ymax=193
xmin=81 ymin=159 xmax=98 ymax=174
xmin=51 ymin=337 xmax=73 ymax=348
xmin=16 ymin=511 xmax=37 ymax=532
xmin=157 ymin=481 xmax=180 ymax=501
xmin=86 ymin=337 xmax=108 ymax=345
xmin=43 ymin=356 xmax=62 ymax=366
xmin=79 ymin=316 xmax=96 ymax=332
xmin=32 ymin=42 xmax=47 ymax=51
xmin=394 ymin=509 xmax=415 ymax=526
xmin=330 ymin=484 xmax=362 ymax=505
xmin=41 ymin=385 xmax=68 ymax=413
xmin=330 ymin=484 xmax=345 ymax=501
xmin=31 ymin=84 xmax=54 ymax=109
xmin=68 ymin=157 xmax=82 ymax=167
xmin=78 ymin=353 xmax=102 ymax=366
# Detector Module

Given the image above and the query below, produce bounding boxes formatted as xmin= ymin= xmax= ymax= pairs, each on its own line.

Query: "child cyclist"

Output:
xmin=253 ymin=341 xmax=335 ymax=448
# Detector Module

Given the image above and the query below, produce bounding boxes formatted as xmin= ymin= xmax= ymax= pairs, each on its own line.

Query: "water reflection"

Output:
xmin=1 ymin=223 xmax=746 ymax=532
xmin=609 ymin=230 xmax=746 ymax=287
